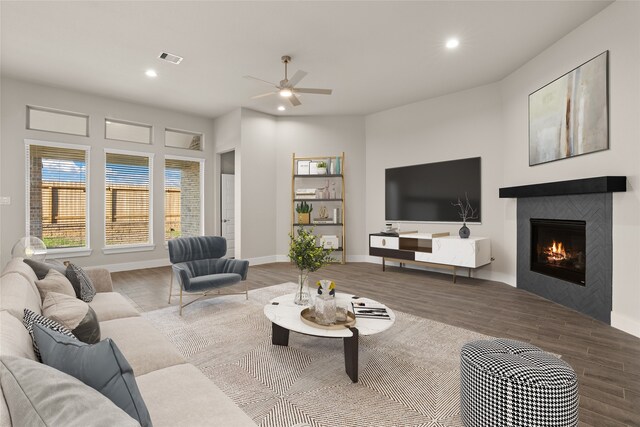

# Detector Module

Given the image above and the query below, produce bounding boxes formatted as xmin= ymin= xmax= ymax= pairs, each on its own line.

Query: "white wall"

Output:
xmin=365 ymin=83 xmax=510 ymax=282
xmin=500 ymin=0 xmax=640 ymax=336
xmin=239 ymin=108 xmax=277 ymax=261
xmin=0 ymin=77 xmax=216 ymax=270
xmin=364 ymin=1 xmax=640 ymax=336
xmin=275 ymin=116 xmax=367 ymax=260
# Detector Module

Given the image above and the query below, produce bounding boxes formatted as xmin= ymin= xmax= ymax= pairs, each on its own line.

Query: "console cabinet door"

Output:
xmin=370 ymin=235 xmax=399 ymax=250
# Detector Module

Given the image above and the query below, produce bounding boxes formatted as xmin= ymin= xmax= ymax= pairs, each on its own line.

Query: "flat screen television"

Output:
xmin=385 ymin=157 xmax=481 ymax=223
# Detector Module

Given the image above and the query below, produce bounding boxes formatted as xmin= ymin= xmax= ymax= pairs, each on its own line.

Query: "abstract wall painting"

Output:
xmin=529 ymin=51 xmax=608 ymax=166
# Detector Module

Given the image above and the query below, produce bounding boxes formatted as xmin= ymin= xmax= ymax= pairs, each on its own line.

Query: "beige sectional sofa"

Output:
xmin=0 ymin=258 xmax=256 ymax=426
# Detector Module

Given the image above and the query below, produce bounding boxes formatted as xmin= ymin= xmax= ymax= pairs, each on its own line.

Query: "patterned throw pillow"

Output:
xmin=22 ymin=308 xmax=76 ymax=361
xmin=42 ymin=292 xmax=101 ymax=344
xmin=65 ymin=262 xmax=96 ymax=302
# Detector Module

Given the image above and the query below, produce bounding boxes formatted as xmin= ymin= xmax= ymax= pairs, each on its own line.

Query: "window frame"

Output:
xmin=163 ymin=154 xmax=205 ymax=243
xmin=26 ymin=105 xmax=90 ymax=137
xmin=102 ymin=148 xmax=155 ymax=254
xmin=164 ymin=127 xmax=204 ymax=151
xmin=104 ymin=118 xmax=153 ymax=145
xmin=24 ymin=139 xmax=92 ymax=258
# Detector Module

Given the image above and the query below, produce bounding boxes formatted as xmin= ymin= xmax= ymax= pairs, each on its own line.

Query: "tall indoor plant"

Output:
xmin=288 ymin=227 xmax=334 ymax=305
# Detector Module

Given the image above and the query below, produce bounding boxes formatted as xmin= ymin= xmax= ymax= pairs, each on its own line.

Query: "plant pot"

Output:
xmin=459 ymin=223 xmax=470 ymax=239
xmin=317 ymin=167 xmax=327 ymax=175
xmin=298 ymin=213 xmax=310 ymax=224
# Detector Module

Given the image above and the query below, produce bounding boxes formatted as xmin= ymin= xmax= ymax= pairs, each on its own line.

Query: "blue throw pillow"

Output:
xmin=33 ymin=324 xmax=152 ymax=427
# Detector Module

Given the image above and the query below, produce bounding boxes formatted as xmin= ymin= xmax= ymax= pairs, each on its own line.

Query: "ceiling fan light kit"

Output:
xmin=245 ymin=55 xmax=333 ymax=107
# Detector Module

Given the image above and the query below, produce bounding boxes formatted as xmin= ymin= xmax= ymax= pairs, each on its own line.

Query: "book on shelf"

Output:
xmin=313 ymin=218 xmax=334 ymax=224
xmin=295 ymin=188 xmax=316 ymax=194
xmin=296 ymin=195 xmax=316 ymax=199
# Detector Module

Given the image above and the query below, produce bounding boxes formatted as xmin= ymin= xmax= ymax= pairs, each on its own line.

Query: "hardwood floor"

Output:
xmin=112 ymin=262 xmax=640 ymax=427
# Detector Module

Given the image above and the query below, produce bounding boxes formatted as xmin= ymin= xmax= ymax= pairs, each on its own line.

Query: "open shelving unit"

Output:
xmin=291 ymin=152 xmax=346 ymax=264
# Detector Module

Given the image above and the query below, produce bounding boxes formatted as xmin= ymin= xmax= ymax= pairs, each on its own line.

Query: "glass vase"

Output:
xmin=294 ymin=273 xmax=311 ymax=305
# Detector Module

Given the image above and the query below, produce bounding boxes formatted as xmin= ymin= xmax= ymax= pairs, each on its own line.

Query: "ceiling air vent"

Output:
xmin=158 ymin=52 xmax=183 ymax=65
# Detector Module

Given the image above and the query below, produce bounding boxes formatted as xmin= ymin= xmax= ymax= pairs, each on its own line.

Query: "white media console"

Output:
xmin=369 ymin=232 xmax=491 ymax=282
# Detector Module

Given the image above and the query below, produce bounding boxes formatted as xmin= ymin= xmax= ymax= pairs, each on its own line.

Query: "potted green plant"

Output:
xmin=317 ymin=161 xmax=327 ymax=175
xmin=288 ymin=227 xmax=334 ymax=305
xmin=295 ymin=201 xmax=313 ymax=224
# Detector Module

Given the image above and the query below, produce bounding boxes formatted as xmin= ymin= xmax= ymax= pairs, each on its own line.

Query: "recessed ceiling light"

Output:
xmin=279 ymin=88 xmax=292 ymax=98
xmin=446 ymin=38 xmax=460 ymax=49
xmin=145 ymin=69 xmax=158 ymax=78
xmin=278 ymin=106 xmax=286 ymax=111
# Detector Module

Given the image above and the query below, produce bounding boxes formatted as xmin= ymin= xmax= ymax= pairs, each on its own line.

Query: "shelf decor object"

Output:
xmin=452 ymin=193 xmax=478 ymax=239
xmin=291 ymin=152 xmax=346 ymax=264
xmin=529 ymin=51 xmax=608 ymax=166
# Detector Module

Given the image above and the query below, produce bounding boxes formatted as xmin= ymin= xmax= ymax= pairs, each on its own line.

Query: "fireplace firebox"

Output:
xmin=530 ymin=219 xmax=586 ymax=285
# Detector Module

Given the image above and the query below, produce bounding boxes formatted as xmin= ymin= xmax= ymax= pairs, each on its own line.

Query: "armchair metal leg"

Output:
xmin=179 ymin=287 xmax=183 ymax=316
xmin=168 ymin=272 xmax=173 ymax=304
xmin=246 ymin=281 xmax=249 ymax=300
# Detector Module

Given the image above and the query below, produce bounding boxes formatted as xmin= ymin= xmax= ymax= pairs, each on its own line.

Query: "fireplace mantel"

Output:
xmin=499 ymin=176 xmax=626 ymax=199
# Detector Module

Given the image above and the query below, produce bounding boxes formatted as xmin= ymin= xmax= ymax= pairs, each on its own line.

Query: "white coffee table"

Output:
xmin=263 ymin=291 xmax=396 ymax=382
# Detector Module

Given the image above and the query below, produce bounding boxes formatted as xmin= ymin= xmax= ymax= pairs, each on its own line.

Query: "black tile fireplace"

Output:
xmin=499 ymin=176 xmax=626 ymax=324
xmin=530 ymin=219 xmax=586 ymax=286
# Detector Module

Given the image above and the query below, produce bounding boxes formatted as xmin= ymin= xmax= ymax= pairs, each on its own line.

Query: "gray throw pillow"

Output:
xmin=42 ymin=292 xmax=101 ymax=344
xmin=34 ymin=325 xmax=153 ymax=427
xmin=65 ymin=262 xmax=96 ymax=302
xmin=0 ymin=356 xmax=139 ymax=427
xmin=23 ymin=258 xmax=67 ymax=279
xmin=22 ymin=308 xmax=76 ymax=361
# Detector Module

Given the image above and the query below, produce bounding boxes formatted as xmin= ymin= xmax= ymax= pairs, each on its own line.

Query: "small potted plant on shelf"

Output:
xmin=288 ymin=227 xmax=334 ymax=305
xmin=317 ymin=161 xmax=327 ymax=175
xmin=452 ymin=192 xmax=478 ymax=239
xmin=296 ymin=201 xmax=313 ymax=224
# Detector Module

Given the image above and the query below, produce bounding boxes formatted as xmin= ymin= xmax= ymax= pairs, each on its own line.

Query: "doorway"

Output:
xmin=220 ymin=151 xmax=235 ymax=258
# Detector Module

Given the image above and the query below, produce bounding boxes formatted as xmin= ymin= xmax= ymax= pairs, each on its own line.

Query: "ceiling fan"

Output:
xmin=244 ymin=55 xmax=333 ymax=107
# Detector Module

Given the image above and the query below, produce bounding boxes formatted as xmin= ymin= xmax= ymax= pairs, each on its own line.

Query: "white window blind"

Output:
xmin=164 ymin=158 xmax=202 ymax=240
xmin=27 ymin=143 xmax=88 ymax=249
xmin=105 ymin=152 xmax=152 ymax=246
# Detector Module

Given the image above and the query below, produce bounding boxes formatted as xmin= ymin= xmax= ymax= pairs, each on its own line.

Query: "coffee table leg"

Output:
xmin=272 ymin=322 xmax=290 ymax=346
xmin=344 ymin=327 xmax=359 ymax=383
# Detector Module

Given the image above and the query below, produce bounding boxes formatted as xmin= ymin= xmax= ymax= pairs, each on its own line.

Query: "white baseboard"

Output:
xmin=611 ymin=311 xmax=640 ymax=338
xmin=247 ymin=255 xmax=280 ymax=266
xmin=97 ymin=258 xmax=170 ymax=273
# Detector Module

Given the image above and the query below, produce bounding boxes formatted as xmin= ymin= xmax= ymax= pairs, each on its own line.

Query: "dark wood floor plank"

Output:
xmin=111 ymin=262 xmax=640 ymax=426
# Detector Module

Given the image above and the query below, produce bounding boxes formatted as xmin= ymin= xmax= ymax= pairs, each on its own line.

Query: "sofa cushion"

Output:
xmin=0 ymin=356 xmax=139 ymax=427
xmin=65 ymin=262 xmax=96 ymax=302
xmin=34 ymin=325 xmax=152 ymax=427
xmin=1 ymin=258 xmax=39 ymax=297
xmin=99 ymin=317 xmax=184 ymax=376
xmin=34 ymin=269 xmax=76 ymax=301
xmin=89 ymin=292 xmax=140 ymax=322
xmin=22 ymin=309 xmax=76 ymax=361
xmin=0 ymin=273 xmax=42 ymax=321
xmin=137 ymin=363 xmax=256 ymax=427
xmin=0 ymin=311 xmax=36 ymax=361
xmin=42 ymin=292 xmax=100 ymax=344
xmin=23 ymin=258 xmax=67 ymax=280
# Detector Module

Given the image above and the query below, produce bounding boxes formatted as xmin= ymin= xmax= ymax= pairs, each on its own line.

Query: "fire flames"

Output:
xmin=545 ymin=240 xmax=567 ymax=262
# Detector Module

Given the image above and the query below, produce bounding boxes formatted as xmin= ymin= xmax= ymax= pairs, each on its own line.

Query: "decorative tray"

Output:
xmin=300 ymin=308 xmax=356 ymax=330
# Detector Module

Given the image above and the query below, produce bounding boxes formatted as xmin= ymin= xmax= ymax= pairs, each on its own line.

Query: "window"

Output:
xmin=164 ymin=156 xmax=204 ymax=240
xmin=165 ymin=128 xmax=203 ymax=151
xmin=26 ymin=140 xmax=90 ymax=252
xmin=105 ymin=150 xmax=153 ymax=248
xmin=105 ymin=119 xmax=152 ymax=144
xmin=27 ymin=106 xmax=89 ymax=137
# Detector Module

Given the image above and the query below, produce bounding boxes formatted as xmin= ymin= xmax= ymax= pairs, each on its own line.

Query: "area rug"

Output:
xmin=143 ymin=283 xmax=490 ymax=427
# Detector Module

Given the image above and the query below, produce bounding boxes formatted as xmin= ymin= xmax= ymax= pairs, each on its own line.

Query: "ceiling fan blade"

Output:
xmin=243 ymin=75 xmax=278 ymax=87
xmin=293 ymin=88 xmax=333 ymax=95
xmin=289 ymin=94 xmax=302 ymax=107
xmin=287 ymin=70 xmax=308 ymax=87
xmin=251 ymin=91 xmax=277 ymax=99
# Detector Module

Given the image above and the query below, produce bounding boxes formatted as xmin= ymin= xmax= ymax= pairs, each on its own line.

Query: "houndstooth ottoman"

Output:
xmin=460 ymin=339 xmax=578 ymax=427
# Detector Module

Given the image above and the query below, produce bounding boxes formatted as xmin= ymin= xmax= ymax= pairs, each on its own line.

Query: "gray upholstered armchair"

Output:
xmin=167 ymin=236 xmax=249 ymax=315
